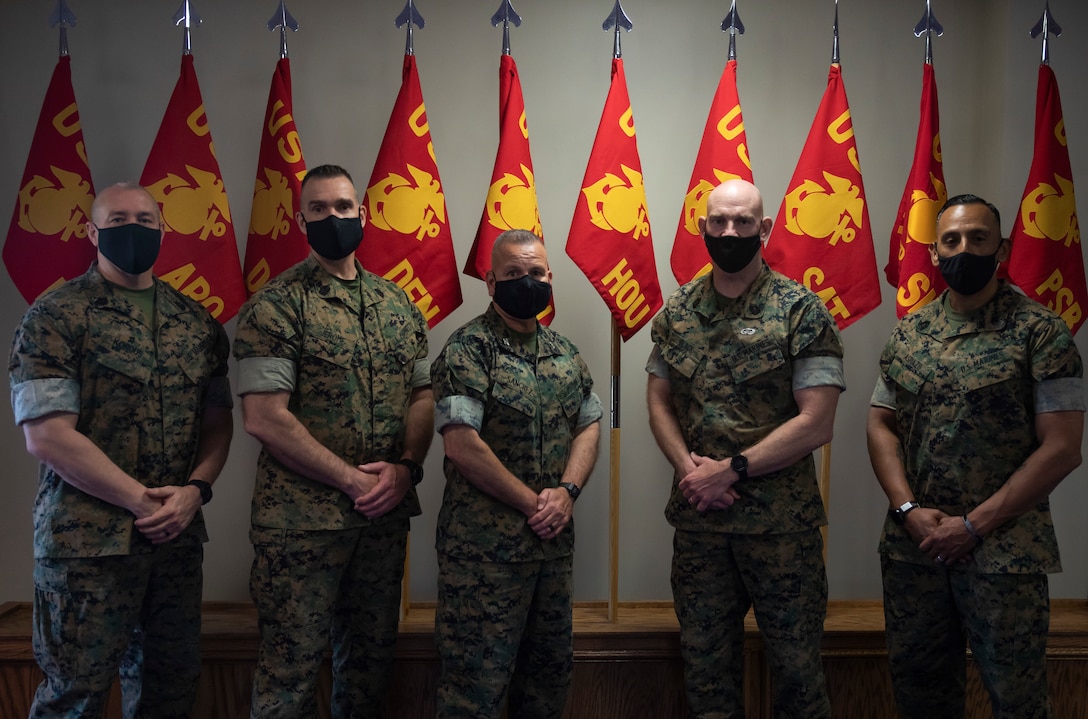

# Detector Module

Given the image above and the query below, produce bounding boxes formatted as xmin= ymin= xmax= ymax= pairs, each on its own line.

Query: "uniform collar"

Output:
xmin=692 ymin=262 xmax=772 ymax=321
xmin=919 ymin=281 xmax=1016 ymax=338
xmin=483 ymin=304 xmax=565 ymax=358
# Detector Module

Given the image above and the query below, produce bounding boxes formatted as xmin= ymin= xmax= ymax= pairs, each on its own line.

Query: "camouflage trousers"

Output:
xmin=249 ymin=522 xmax=408 ymax=719
xmin=671 ymin=528 xmax=829 ymax=719
xmin=881 ymin=556 xmax=1052 ymax=719
xmin=434 ymin=553 xmax=574 ymax=719
xmin=29 ymin=543 xmax=204 ymax=719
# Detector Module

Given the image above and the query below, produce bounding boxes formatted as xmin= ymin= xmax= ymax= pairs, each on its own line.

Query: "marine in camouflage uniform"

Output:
xmin=233 ymin=165 xmax=433 ymax=719
xmin=869 ymin=195 xmax=1084 ymax=719
xmin=432 ymin=230 xmax=602 ymax=719
xmin=646 ymin=180 xmax=843 ymax=719
xmin=8 ymin=183 xmax=233 ymax=718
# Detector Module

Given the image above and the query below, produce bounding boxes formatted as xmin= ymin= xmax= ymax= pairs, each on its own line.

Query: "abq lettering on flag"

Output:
xmin=887 ymin=61 xmax=947 ymax=318
xmin=362 ymin=54 xmax=462 ymax=328
xmin=466 ymin=53 xmax=554 ymax=325
xmin=141 ymin=54 xmax=246 ymax=322
xmin=244 ymin=57 xmax=307 ymax=296
xmin=1008 ymin=64 xmax=1086 ymax=334
xmin=672 ymin=58 xmax=754 ymax=286
xmin=764 ymin=63 xmax=880 ymax=330
xmin=566 ymin=58 xmax=662 ymax=341
xmin=3 ymin=56 xmax=96 ymax=303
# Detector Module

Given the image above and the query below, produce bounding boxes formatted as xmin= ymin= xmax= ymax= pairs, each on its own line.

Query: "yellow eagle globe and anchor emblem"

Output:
xmin=365 ymin=164 xmax=447 ymax=241
xmin=582 ymin=164 xmax=650 ymax=240
xmin=17 ymin=166 xmax=94 ymax=242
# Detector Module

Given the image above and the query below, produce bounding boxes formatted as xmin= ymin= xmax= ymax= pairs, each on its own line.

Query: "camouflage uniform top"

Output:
xmin=233 ymin=255 xmax=429 ymax=531
xmin=9 ymin=263 xmax=232 ymax=559
xmin=647 ymin=264 xmax=845 ymax=535
xmin=432 ymin=306 xmax=602 ymax=563
xmin=872 ymin=283 xmax=1084 ymax=574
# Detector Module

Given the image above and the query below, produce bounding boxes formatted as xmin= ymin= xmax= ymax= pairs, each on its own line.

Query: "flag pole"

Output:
xmin=602 ymin=0 xmax=631 ymax=624
xmin=912 ymin=0 xmax=944 ymax=66
xmin=1030 ymin=1 xmax=1061 ymax=66
xmin=172 ymin=0 xmax=202 ymax=56
xmin=490 ymin=0 xmax=521 ymax=56
xmin=393 ymin=0 xmax=426 ymax=621
xmin=722 ymin=0 xmax=744 ymax=62
xmin=51 ymin=0 xmax=77 ymax=58
xmin=267 ymin=0 xmax=299 ymax=60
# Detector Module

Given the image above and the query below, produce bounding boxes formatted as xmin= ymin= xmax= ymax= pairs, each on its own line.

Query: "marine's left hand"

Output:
xmin=134 ymin=484 xmax=203 ymax=544
xmin=918 ymin=515 xmax=979 ymax=565
xmin=679 ymin=453 xmax=741 ymax=512
xmin=354 ymin=461 xmax=411 ymax=519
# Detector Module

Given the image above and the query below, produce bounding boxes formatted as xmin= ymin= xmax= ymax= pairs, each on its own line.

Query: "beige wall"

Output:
xmin=1 ymin=0 xmax=1086 ymax=603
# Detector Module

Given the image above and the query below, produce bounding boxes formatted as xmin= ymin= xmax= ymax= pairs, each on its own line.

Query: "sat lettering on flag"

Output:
xmin=1008 ymin=64 xmax=1086 ymax=334
xmin=244 ymin=57 xmax=308 ymax=296
xmin=141 ymin=55 xmax=246 ymax=322
xmin=566 ymin=58 xmax=662 ymax=341
xmin=4 ymin=56 xmax=96 ymax=302
xmin=362 ymin=54 xmax=462 ymax=327
xmin=764 ymin=64 xmax=881 ymax=330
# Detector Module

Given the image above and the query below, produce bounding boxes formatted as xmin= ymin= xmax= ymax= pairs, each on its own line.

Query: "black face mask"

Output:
xmin=306 ymin=215 xmax=363 ymax=260
xmin=703 ymin=231 xmax=762 ymax=273
xmin=937 ymin=245 xmax=1002 ymax=296
xmin=492 ymin=274 xmax=552 ymax=320
xmin=95 ymin=223 xmax=161 ymax=275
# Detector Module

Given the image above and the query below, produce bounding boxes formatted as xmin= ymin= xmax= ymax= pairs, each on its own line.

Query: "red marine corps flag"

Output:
xmin=141 ymin=52 xmax=246 ymax=322
xmin=763 ymin=61 xmax=881 ymax=330
xmin=672 ymin=7 xmax=753 ymax=286
xmin=361 ymin=52 xmax=462 ymax=327
xmin=887 ymin=60 xmax=947 ymax=318
xmin=1008 ymin=58 xmax=1086 ymax=334
xmin=566 ymin=56 xmax=662 ymax=341
xmin=466 ymin=40 xmax=554 ymax=324
xmin=4 ymin=10 xmax=96 ymax=303
xmin=243 ymin=17 xmax=308 ymax=296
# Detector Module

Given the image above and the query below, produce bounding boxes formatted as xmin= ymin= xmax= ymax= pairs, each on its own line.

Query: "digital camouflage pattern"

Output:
xmin=434 ymin=554 xmax=573 ymax=719
xmin=233 ymin=255 xmax=428 ymax=530
xmin=9 ymin=263 xmax=231 ymax=558
xmin=649 ymin=265 xmax=844 ymax=535
xmin=881 ymin=556 xmax=1052 ymax=719
xmin=672 ymin=528 xmax=829 ymax=719
xmin=431 ymin=305 xmax=599 ymax=719
xmin=875 ymin=283 xmax=1083 ymax=573
xmin=431 ymin=306 xmax=601 ymax=563
xmin=248 ymin=522 xmax=408 ymax=718
xmin=30 ymin=547 xmax=204 ymax=718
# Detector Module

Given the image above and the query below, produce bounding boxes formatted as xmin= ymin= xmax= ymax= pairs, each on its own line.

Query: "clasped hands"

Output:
xmin=679 ymin=452 xmax=742 ymax=512
xmin=907 ymin=508 xmax=980 ymax=565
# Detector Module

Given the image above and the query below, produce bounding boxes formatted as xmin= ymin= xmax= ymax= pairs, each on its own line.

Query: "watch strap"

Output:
xmin=187 ymin=479 xmax=213 ymax=505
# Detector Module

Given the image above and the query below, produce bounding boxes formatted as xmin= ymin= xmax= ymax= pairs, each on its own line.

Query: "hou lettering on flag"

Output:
xmin=362 ymin=54 xmax=462 ymax=328
xmin=1008 ymin=64 xmax=1086 ymax=334
xmin=887 ymin=62 xmax=947 ymax=318
xmin=672 ymin=58 xmax=753 ymax=286
xmin=566 ymin=57 xmax=662 ymax=341
xmin=466 ymin=53 xmax=554 ymax=325
xmin=4 ymin=56 xmax=96 ymax=303
xmin=243 ymin=57 xmax=308 ymax=297
xmin=140 ymin=54 xmax=246 ymax=323
xmin=764 ymin=63 xmax=880 ymax=330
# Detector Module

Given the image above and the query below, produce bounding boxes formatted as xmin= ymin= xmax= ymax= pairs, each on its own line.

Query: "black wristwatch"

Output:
xmin=891 ymin=500 xmax=920 ymax=525
xmin=396 ymin=458 xmax=424 ymax=485
xmin=560 ymin=482 xmax=581 ymax=501
xmin=187 ymin=479 xmax=213 ymax=505
xmin=730 ymin=455 xmax=749 ymax=482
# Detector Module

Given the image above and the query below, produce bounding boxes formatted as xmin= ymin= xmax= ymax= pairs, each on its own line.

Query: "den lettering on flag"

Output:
xmin=887 ymin=61 xmax=947 ymax=318
xmin=672 ymin=58 xmax=753 ymax=286
xmin=1008 ymin=64 xmax=1086 ymax=334
xmin=141 ymin=54 xmax=246 ymax=323
xmin=764 ymin=64 xmax=880 ymax=331
xmin=566 ymin=57 xmax=662 ymax=341
xmin=466 ymin=52 xmax=554 ymax=325
xmin=4 ymin=55 xmax=96 ymax=303
xmin=244 ymin=57 xmax=307 ymax=296
xmin=362 ymin=54 xmax=462 ymax=328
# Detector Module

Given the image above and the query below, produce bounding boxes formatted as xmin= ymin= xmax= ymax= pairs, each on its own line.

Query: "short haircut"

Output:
xmin=300 ymin=164 xmax=354 ymax=191
xmin=90 ymin=182 xmax=158 ymax=225
xmin=937 ymin=194 xmax=1002 ymax=235
xmin=491 ymin=229 xmax=545 ymax=268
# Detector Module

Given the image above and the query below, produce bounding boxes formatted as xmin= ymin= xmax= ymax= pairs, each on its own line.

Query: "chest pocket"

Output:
xmin=303 ymin=329 xmax=356 ymax=370
xmin=957 ymin=353 xmax=1019 ymax=393
xmin=491 ymin=355 xmax=537 ymax=418
xmin=886 ymin=355 xmax=931 ymax=395
xmin=558 ymin=383 xmax=583 ymax=423
xmin=92 ymin=350 xmax=152 ymax=385
xmin=729 ymin=339 xmax=786 ymax=385
xmin=658 ymin=333 xmax=702 ymax=379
